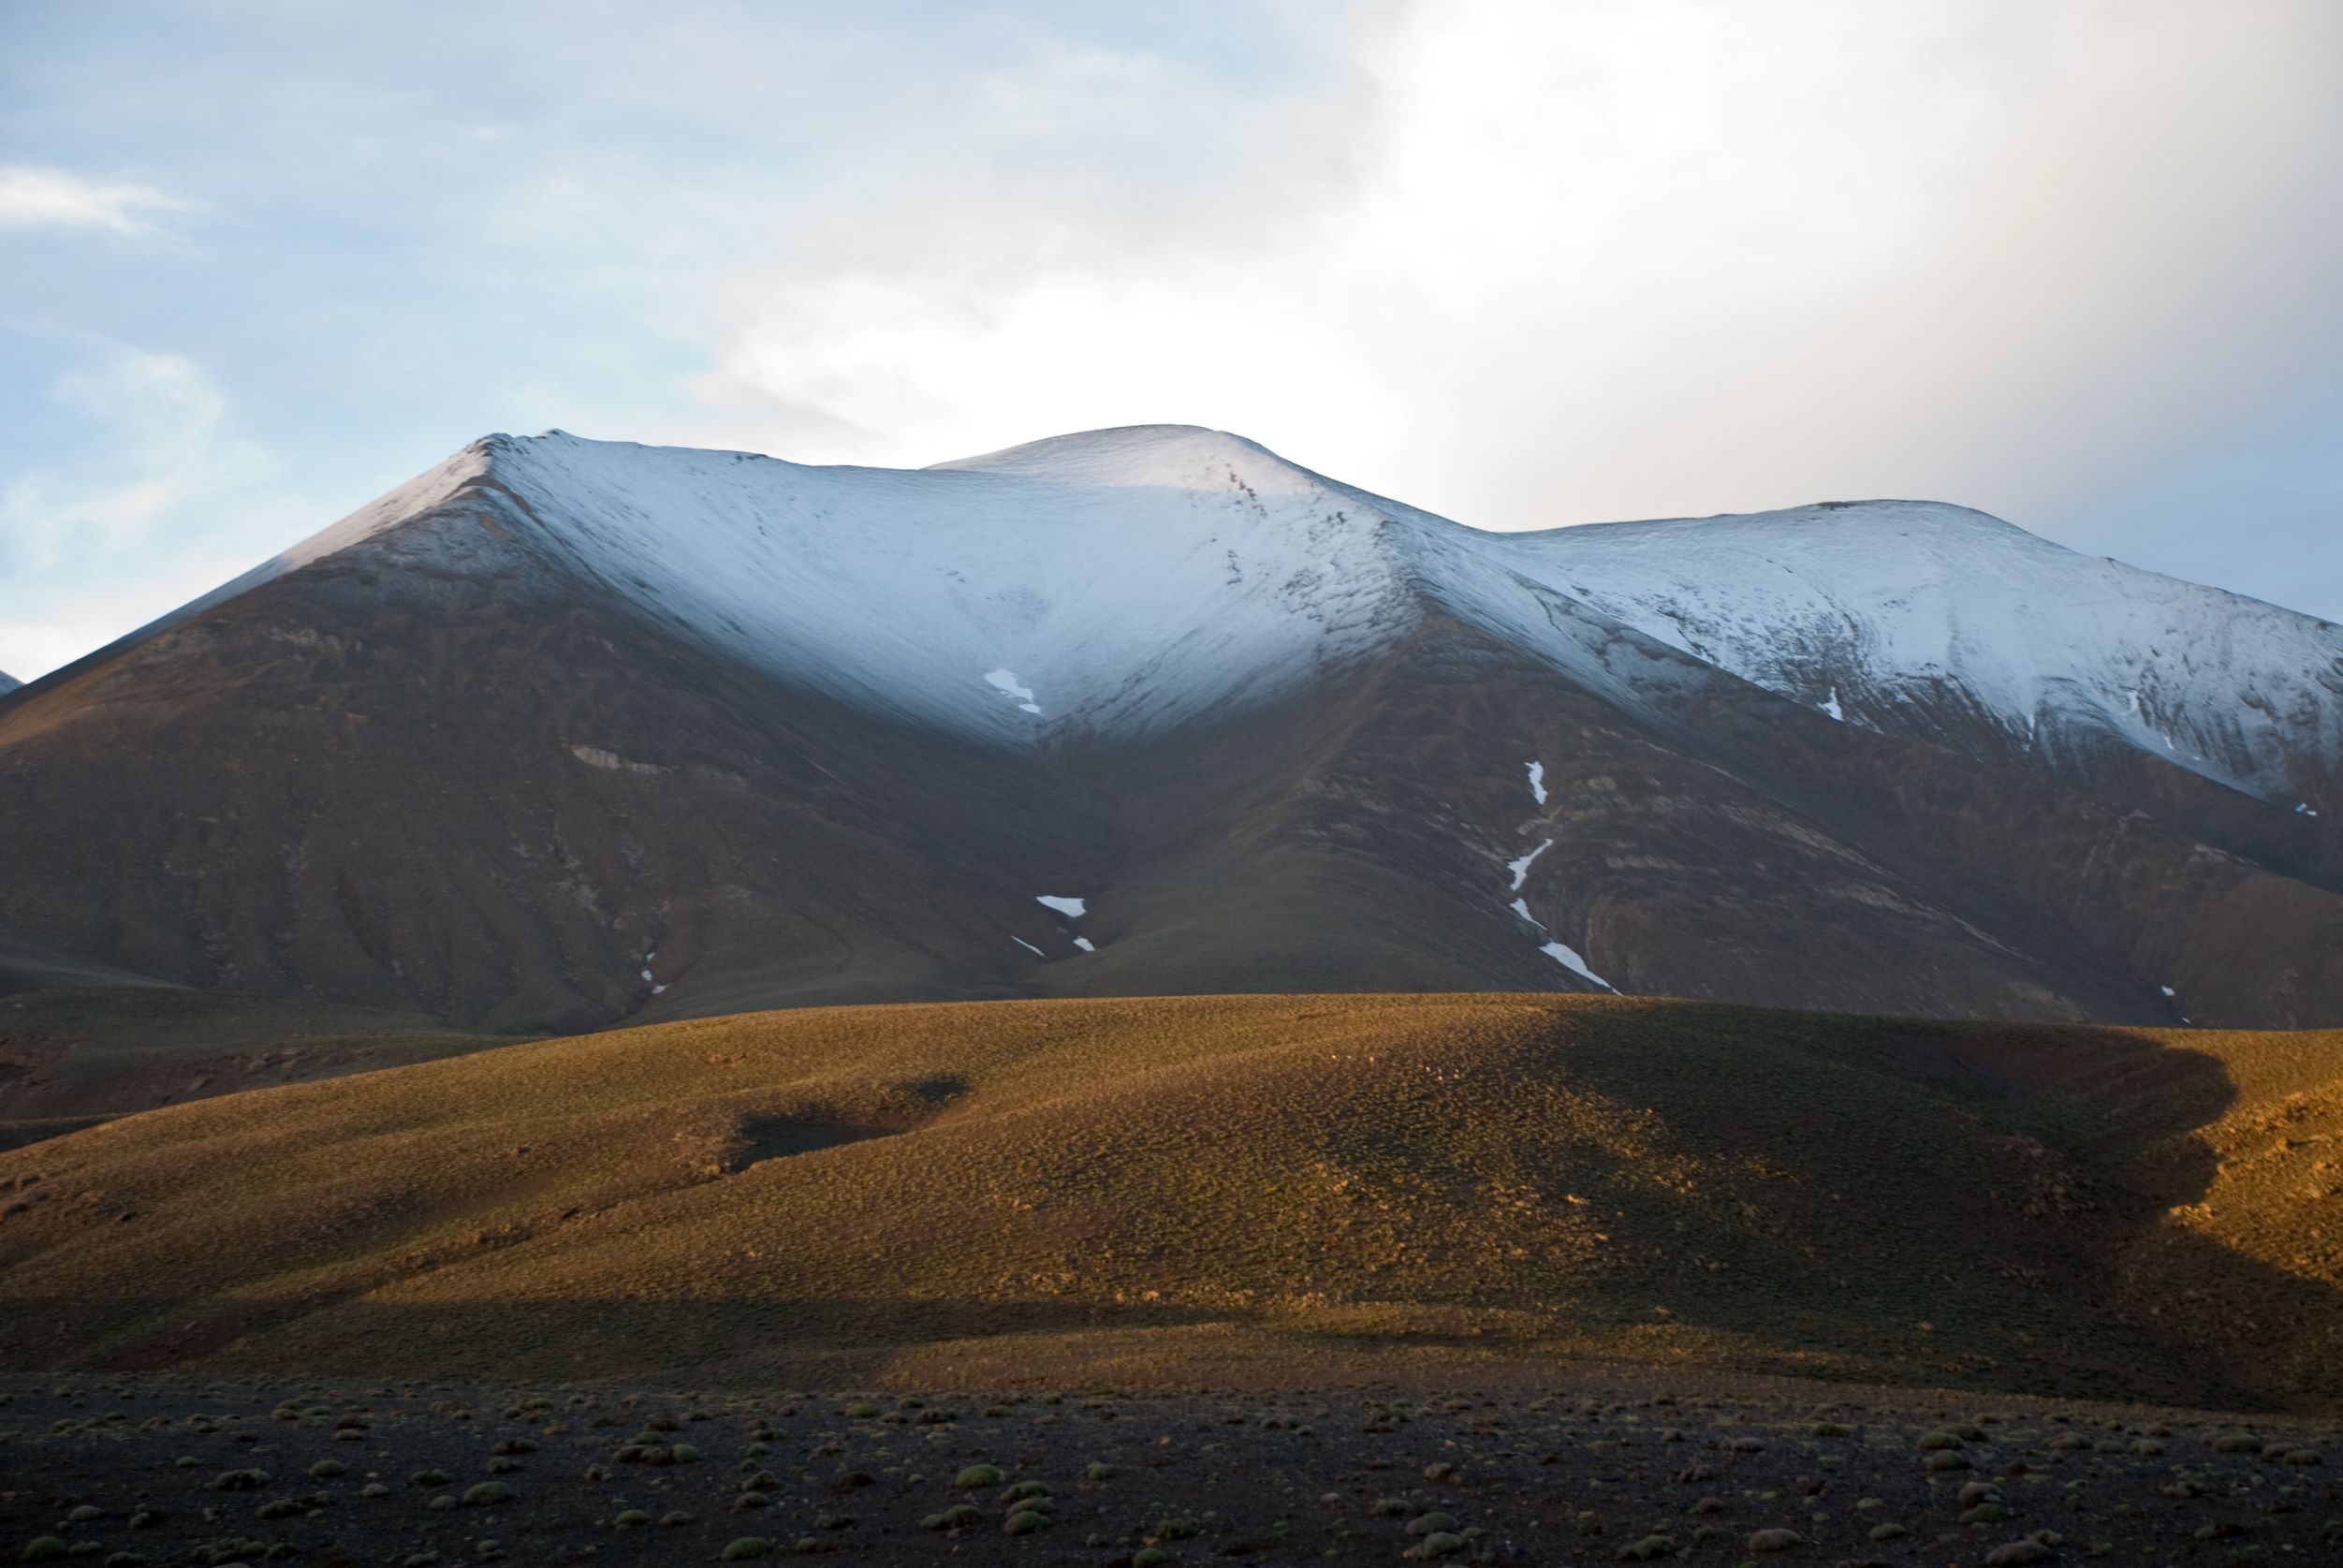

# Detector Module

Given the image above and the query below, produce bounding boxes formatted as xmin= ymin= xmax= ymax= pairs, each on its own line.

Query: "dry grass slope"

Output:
xmin=0 ymin=983 xmax=524 ymax=1144
xmin=1 ymin=994 xmax=2338 ymax=1410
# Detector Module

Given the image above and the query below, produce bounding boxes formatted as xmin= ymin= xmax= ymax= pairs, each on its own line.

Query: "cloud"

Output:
xmin=690 ymin=0 xmax=2343 ymax=584
xmin=694 ymin=0 xmax=2044 ymax=486
xmin=0 ymin=342 xmax=312 ymax=680
xmin=1565 ymin=0 xmax=2343 ymax=526
xmin=0 ymin=164 xmax=186 ymax=235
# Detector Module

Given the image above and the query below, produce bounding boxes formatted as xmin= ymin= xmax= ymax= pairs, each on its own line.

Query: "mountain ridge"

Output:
xmin=1 ymin=424 xmax=2338 ymax=1032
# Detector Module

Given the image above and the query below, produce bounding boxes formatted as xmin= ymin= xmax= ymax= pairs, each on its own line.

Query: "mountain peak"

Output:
xmin=928 ymin=424 xmax=1328 ymax=497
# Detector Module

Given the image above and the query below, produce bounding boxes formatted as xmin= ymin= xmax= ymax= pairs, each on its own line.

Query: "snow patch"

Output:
xmin=1011 ymin=936 xmax=1045 ymax=957
xmin=1539 ymin=939 xmax=1616 ymax=991
xmin=2160 ymin=985 xmax=2175 ymax=997
xmin=1507 ymin=839 xmax=1553 ymax=892
xmin=1035 ymin=894 xmax=1087 ymax=917
xmin=571 ymin=744 xmax=666 ymax=776
xmin=1818 ymin=687 xmax=1843 ymax=722
xmin=986 ymin=667 xmax=1043 ymax=715
xmin=1073 ymin=936 xmax=1095 ymax=953
xmin=1525 ymin=760 xmax=1547 ymax=805
xmin=1505 ymin=883 xmax=1616 ymax=994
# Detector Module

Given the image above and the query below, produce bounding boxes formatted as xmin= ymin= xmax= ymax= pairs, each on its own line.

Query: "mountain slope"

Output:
xmin=0 ymin=425 xmax=2338 ymax=1031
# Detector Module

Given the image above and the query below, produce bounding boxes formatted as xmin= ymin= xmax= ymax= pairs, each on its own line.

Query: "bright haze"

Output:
xmin=2 ymin=0 xmax=2338 ymax=682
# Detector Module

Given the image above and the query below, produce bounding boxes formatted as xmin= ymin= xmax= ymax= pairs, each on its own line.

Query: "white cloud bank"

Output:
xmin=0 ymin=165 xmax=185 ymax=234
xmin=695 ymin=0 xmax=2343 ymax=545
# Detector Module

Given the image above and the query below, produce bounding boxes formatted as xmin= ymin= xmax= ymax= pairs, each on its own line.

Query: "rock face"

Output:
xmin=1 ymin=424 xmax=2338 ymax=1030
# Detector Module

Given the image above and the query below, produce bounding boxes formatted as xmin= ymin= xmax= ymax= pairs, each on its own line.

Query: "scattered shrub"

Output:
xmin=921 ymin=1506 xmax=980 ymax=1531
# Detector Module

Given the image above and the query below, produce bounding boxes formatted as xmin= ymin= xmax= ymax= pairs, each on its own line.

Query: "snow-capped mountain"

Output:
xmin=1495 ymin=503 xmax=2343 ymax=812
xmin=172 ymin=425 xmax=2343 ymax=792
xmin=0 ymin=671 xmax=18 ymax=696
xmin=2 ymin=425 xmax=2338 ymax=1031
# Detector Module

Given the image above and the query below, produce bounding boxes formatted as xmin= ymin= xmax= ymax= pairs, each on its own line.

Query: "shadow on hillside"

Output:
xmin=0 ymin=1115 xmax=110 ymax=1154
xmin=1582 ymin=1003 xmax=2343 ymax=1413
xmin=0 ymin=1295 xmax=1235 ymax=1387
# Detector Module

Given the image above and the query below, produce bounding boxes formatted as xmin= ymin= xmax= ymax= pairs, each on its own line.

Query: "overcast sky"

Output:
xmin=4 ymin=0 xmax=2339 ymax=681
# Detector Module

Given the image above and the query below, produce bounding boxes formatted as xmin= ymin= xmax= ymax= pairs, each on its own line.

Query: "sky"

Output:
xmin=3 ymin=0 xmax=2340 ymax=682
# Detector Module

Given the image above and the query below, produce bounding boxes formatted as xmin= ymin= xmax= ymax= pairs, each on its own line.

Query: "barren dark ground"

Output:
xmin=5 ymin=1372 xmax=2337 ymax=1567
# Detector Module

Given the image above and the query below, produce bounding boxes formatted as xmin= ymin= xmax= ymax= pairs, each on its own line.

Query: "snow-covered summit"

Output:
xmin=1495 ymin=500 xmax=2343 ymax=804
xmin=228 ymin=426 xmax=2343 ymax=803
xmin=930 ymin=423 xmax=1332 ymax=498
xmin=338 ymin=427 xmax=1423 ymax=739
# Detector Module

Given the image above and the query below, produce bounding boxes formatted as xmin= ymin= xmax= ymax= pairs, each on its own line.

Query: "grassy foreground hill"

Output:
xmin=2 ymin=994 xmax=2339 ymax=1410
